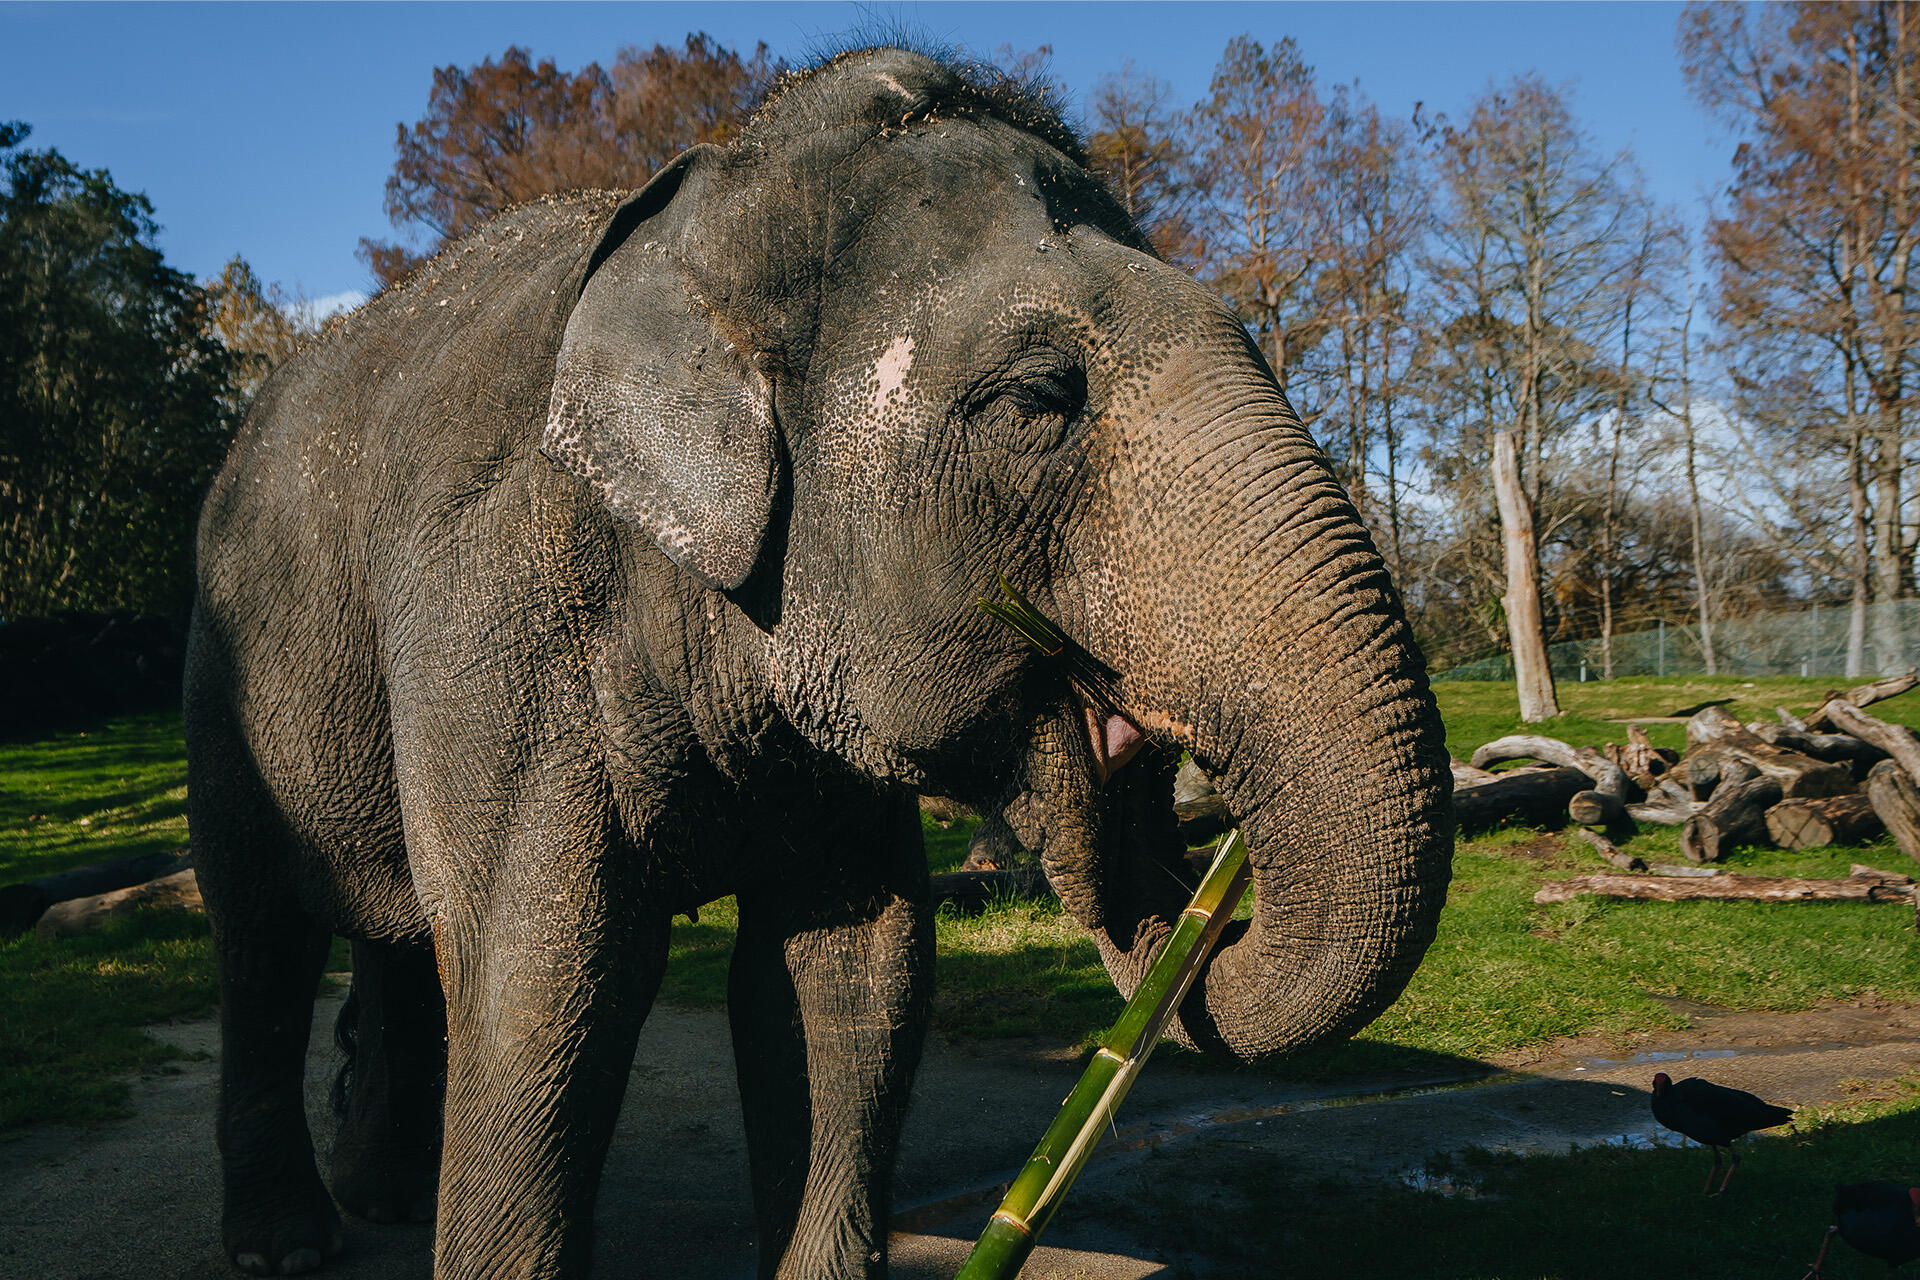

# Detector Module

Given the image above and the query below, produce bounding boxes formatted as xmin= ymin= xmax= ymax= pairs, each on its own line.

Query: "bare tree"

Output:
xmin=1183 ymin=36 xmax=1329 ymax=405
xmin=1423 ymin=77 xmax=1659 ymax=718
xmin=1683 ymin=1 xmax=1920 ymax=673
xmin=1310 ymin=84 xmax=1428 ymax=561
xmin=1086 ymin=61 xmax=1200 ymax=264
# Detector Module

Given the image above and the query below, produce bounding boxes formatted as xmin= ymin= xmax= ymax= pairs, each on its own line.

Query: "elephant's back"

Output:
xmin=188 ymin=193 xmax=632 ymax=878
xmin=199 ymin=191 xmax=629 ymax=587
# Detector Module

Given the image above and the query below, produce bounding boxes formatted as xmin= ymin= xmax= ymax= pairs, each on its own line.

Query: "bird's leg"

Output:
xmin=1798 ymin=1224 xmax=1835 ymax=1280
xmin=1702 ymin=1145 xmax=1723 ymax=1196
xmin=1714 ymin=1148 xmax=1742 ymax=1196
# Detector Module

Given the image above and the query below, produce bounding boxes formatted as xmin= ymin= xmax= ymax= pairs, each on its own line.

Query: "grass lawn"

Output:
xmin=6 ymin=675 xmax=1920 ymax=1130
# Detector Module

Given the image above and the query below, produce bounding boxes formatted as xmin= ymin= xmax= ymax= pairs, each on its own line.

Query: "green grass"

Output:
xmin=9 ymin=676 xmax=1920 ymax=1130
xmin=1087 ymin=1079 xmax=1920 ymax=1279
xmin=0 ymin=906 xmax=215 ymax=1128
xmin=0 ymin=710 xmax=190 ymax=885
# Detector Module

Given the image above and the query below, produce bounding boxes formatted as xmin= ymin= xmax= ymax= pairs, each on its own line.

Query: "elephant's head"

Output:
xmin=545 ymin=48 xmax=1452 ymax=1064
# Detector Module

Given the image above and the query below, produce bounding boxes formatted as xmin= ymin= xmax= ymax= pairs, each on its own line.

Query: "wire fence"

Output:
xmin=1435 ymin=600 xmax=1920 ymax=682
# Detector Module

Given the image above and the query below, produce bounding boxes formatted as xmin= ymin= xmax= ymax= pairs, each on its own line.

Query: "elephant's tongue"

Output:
xmin=1083 ymin=702 xmax=1145 ymax=784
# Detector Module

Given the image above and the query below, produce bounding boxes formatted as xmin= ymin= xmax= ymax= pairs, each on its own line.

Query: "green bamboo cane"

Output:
xmin=962 ymin=575 xmax=1253 ymax=1278
xmin=953 ymin=830 xmax=1252 ymax=1280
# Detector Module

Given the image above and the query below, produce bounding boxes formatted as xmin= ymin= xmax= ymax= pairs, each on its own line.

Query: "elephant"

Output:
xmin=184 ymin=46 xmax=1453 ymax=1280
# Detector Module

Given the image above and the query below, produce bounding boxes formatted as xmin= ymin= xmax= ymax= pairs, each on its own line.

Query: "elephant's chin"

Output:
xmin=994 ymin=706 xmax=1194 ymax=946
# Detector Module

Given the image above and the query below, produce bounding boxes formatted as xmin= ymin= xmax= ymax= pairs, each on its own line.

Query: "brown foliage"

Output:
xmin=359 ymin=35 xmax=776 ymax=288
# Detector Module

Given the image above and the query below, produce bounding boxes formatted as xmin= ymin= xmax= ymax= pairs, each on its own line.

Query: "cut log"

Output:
xmin=1172 ymin=758 xmax=1232 ymax=845
xmin=1821 ymin=700 xmax=1920 ymax=786
xmin=1681 ymin=706 xmax=1855 ymax=798
xmin=1574 ymin=828 xmax=1646 ymax=872
xmin=1534 ymin=871 xmax=1916 ymax=905
xmin=1569 ymin=790 xmax=1630 ymax=828
xmin=1866 ymin=759 xmax=1920 ymax=867
xmin=0 ymin=848 xmax=194 ymax=935
xmin=1805 ymin=670 xmax=1919 ymax=731
xmin=918 ymin=795 xmax=973 ymax=828
xmin=1651 ymin=863 xmax=1723 ymax=878
xmin=930 ymin=868 xmax=1052 ymax=913
xmin=32 ymin=869 xmax=203 ymax=940
xmin=1680 ymin=774 xmax=1782 ymax=863
xmin=1454 ymin=766 xmax=1590 ymax=835
xmin=1764 ymin=794 xmax=1884 ymax=850
xmin=1851 ymin=863 xmax=1915 ymax=886
xmin=961 ymin=815 xmax=1033 ymax=871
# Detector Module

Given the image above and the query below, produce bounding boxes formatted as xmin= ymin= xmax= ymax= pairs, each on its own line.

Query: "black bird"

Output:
xmin=1650 ymin=1072 xmax=1794 ymax=1195
xmin=1804 ymin=1182 xmax=1920 ymax=1278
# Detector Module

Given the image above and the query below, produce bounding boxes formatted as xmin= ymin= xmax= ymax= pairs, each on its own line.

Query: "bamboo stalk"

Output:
xmin=955 ymin=831 xmax=1253 ymax=1280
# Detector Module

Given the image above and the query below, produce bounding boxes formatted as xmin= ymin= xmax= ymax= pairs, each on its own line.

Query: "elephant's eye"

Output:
xmin=966 ymin=358 xmax=1086 ymax=454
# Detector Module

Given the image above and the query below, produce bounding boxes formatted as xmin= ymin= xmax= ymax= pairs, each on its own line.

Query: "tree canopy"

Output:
xmin=0 ymin=122 xmax=244 ymax=619
xmin=359 ymin=35 xmax=777 ymax=286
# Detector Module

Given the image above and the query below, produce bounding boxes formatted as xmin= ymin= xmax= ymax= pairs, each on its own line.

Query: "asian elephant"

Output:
xmin=184 ymin=46 xmax=1452 ymax=1280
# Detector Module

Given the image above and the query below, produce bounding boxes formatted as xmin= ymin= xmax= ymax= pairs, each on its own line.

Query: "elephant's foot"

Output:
xmin=330 ymin=1139 xmax=440 ymax=1224
xmin=224 ymin=1176 xmax=344 ymax=1276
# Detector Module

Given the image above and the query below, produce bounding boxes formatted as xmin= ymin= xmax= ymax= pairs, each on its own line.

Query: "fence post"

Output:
xmin=1658 ymin=620 xmax=1666 ymax=676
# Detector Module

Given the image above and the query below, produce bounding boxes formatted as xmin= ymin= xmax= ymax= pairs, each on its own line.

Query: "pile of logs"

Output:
xmin=1448 ymin=672 xmax=1920 ymax=919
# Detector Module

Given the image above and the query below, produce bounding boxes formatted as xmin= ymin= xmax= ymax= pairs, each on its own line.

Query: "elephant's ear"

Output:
xmin=545 ymin=144 xmax=780 ymax=592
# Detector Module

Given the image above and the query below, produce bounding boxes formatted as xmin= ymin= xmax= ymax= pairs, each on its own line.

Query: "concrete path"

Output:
xmin=3 ymin=995 xmax=1917 ymax=1280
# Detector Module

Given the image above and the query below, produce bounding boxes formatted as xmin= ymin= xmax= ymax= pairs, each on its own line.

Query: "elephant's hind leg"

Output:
xmin=190 ymin=717 xmax=343 ymax=1275
xmin=330 ymin=939 xmax=446 ymax=1224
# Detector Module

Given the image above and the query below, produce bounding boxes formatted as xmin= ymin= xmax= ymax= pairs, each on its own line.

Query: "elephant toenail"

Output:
xmin=279 ymin=1246 xmax=323 ymax=1274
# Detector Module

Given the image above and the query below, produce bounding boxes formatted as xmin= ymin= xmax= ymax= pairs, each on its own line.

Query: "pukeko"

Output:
xmin=1649 ymin=1072 xmax=1794 ymax=1195
xmin=1803 ymin=1182 xmax=1920 ymax=1278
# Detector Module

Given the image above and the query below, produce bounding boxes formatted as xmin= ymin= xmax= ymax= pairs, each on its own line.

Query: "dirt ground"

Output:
xmin=3 ymin=993 xmax=1918 ymax=1280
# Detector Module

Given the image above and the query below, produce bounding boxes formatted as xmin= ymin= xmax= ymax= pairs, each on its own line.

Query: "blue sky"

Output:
xmin=3 ymin=2 xmax=1725 ymax=313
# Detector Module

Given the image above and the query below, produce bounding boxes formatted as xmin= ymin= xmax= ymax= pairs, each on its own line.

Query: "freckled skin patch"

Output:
xmin=186 ymin=45 xmax=1450 ymax=1280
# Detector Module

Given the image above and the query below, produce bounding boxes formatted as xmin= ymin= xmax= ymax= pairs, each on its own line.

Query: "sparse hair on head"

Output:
xmin=742 ymin=38 xmax=1089 ymax=168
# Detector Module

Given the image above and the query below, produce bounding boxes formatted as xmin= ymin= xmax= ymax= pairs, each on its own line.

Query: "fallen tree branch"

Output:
xmin=1805 ymin=670 xmax=1918 ymax=731
xmin=1574 ymin=828 xmax=1646 ymax=872
xmin=1823 ymin=700 xmax=1920 ymax=786
xmin=1534 ymin=870 xmax=1916 ymax=905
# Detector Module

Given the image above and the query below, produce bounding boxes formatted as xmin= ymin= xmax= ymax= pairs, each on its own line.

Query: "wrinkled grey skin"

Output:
xmin=185 ymin=48 xmax=1451 ymax=1280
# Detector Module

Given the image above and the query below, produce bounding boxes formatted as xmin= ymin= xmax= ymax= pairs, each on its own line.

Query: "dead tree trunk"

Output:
xmin=1821 ymin=700 xmax=1920 ymax=785
xmin=1493 ymin=426 xmax=1559 ymax=721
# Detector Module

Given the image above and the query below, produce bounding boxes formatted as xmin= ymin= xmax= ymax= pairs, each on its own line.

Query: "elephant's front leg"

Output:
xmin=429 ymin=853 xmax=669 ymax=1279
xmin=730 ymin=794 xmax=932 ymax=1280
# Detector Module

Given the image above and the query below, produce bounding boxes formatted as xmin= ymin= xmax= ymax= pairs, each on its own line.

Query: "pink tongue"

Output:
xmin=1084 ymin=704 xmax=1145 ymax=783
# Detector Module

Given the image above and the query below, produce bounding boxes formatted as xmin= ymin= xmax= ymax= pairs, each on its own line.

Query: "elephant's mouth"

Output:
xmin=1080 ymin=698 xmax=1146 ymax=784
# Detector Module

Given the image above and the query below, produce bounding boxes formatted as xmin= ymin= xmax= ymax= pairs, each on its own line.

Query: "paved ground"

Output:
xmin=3 ymin=994 xmax=1918 ymax=1280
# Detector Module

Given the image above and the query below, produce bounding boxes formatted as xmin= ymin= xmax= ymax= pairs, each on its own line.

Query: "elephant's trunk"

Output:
xmin=1021 ymin=361 xmax=1453 ymax=1064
